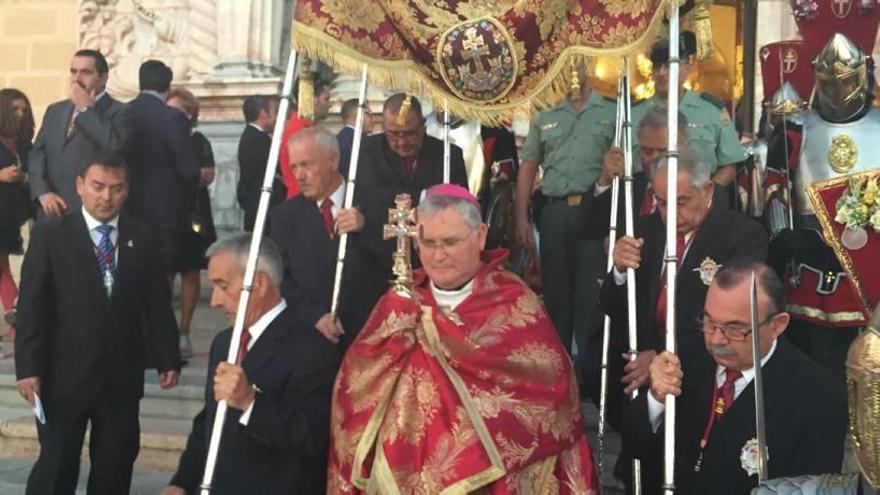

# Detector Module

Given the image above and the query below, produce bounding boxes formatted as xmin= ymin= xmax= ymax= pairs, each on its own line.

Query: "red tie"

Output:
xmin=717 ymin=369 xmax=742 ymax=415
xmin=320 ymin=199 xmax=334 ymax=238
xmin=654 ymin=233 xmax=688 ymax=332
xmin=700 ymin=368 xmax=743 ymax=449
xmin=235 ymin=327 xmax=251 ymax=365
xmin=639 ymin=185 xmax=655 ymax=215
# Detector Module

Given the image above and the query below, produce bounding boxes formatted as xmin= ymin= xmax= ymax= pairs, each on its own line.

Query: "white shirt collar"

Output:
xmin=431 ymin=279 xmax=475 ymax=311
xmin=316 ymin=177 xmax=345 ymax=207
xmin=248 ymin=122 xmax=267 ymax=134
xmin=715 ymin=338 xmax=778 ymax=392
xmin=245 ymin=299 xmax=288 ymax=350
xmin=94 ymin=91 xmax=107 ymax=102
xmin=142 ymin=90 xmax=166 ymax=102
xmin=82 ymin=206 xmax=119 ymax=231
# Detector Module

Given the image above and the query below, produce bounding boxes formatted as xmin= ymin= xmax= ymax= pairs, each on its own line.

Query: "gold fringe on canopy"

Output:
xmin=291 ymin=0 xmax=678 ymax=125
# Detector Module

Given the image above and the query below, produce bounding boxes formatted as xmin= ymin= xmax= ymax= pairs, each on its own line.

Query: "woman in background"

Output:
xmin=0 ymin=88 xmax=35 ymax=343
xmin=167 ymin=87 xmax=216 ymax=359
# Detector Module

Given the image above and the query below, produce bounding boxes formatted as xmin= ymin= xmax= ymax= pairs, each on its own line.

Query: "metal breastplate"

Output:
xmin=795 ymin=109 xmax=880 ymax=214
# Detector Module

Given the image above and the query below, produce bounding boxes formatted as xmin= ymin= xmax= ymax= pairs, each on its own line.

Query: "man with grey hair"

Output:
xmin=164 ymin=233 xmax=338 ymax=494
xmin=269 ymin=126 xmax=391 ymax=347
xmin=581 ymin=106 xmax=694 ymax=239
xmin=328 ymin=184 xmax=599 ymax=493
xmin=598 ymin=147 xmax=768 ymax=490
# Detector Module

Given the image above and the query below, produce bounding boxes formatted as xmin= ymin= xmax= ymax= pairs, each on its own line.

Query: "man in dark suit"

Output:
xmin=29 ymin=49 xmax=134 ymax=221
xmin=596 ymin=148 xmax=768 ymax=487
xmin=337 ymin=98 xmax=372 ymax=178
xmin=123 ymin=60 xmax=200 ymax=272
xmin=623 ymin=259 xmax=846 ymax=494
xmin=580 ymin=106 xmax=690 ymax=240
xmin=15 ymin=151 xmax=180 ymax=494
xmin=269 ymin=127 xmax=390 ymax=347
xmin=237 ymin=95 xmax=286 ymax=231
xmin=357 ymin=93 xmax=468 ymax=208
xmin=163 ymin=234 xmax=338 ymax=495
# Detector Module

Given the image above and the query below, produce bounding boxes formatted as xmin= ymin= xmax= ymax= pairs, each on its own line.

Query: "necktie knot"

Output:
xmin=723 ymin=368 xmax=742 ymax=386
xmin=97 ymin=224 xmax=114 ymax=237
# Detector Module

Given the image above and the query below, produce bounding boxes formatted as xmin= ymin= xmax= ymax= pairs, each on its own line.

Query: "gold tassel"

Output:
xmin=290 ymin=10 xmax=668 ymax=126
xmin=396 ymin=94 xmax=412 ymax=125
xmin=298 ymin=57 xmax=315 ymax=120
xmin=693 ymin=0 xmax=714 ymax=60
xmin=570 ymin=58 xmax=581 ymax=96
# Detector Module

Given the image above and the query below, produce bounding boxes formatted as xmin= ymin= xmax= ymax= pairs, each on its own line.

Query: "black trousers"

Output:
xmin=538 ymin=200 xmax=605 ymax=356
xmin=27 ymin=393 xmax=140 ymax=495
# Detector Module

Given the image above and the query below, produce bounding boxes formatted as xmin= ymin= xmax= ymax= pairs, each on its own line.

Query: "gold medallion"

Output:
xmin=828 ymin=134 xmax=858 ymax=173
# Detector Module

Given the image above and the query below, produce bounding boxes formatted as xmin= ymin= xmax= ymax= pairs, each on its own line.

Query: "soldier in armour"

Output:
xmin=765 ymin=33 xmax=875 ymax=381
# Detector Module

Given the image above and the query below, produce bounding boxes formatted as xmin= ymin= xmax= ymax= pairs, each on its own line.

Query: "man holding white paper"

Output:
xmin=15 ymin=150 xmax=180 ymax=494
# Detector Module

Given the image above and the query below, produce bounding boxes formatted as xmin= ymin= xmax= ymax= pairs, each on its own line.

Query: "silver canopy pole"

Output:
xmin=749 ymin=271 xmax=769 ymax=484
xmin=621 ymin=58 xmax=643 ymax=495
xmin=330 ymin=63 xmax=369 ymax=318
xmin=598 ymin=72 xmax=626 ymax=487
xmin=663 ymin=2 xmax=682 ymax=493
xmin=443 ymin=99 xmax=451 ymax=183
xmin=198 ymin=49 xmax=298 ymax=495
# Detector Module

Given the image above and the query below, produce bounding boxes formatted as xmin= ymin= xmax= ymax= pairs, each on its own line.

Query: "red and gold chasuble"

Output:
xmin=329 ymin=250 xmax=597 ymax=493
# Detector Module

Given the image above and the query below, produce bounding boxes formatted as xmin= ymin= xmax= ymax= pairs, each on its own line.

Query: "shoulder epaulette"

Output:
xmin=699 ymin=92 xmax=725 ymax=110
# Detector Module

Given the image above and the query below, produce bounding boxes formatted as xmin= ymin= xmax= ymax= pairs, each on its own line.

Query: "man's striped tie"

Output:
xmin=95 ymin=224 xmax=116 ymax=296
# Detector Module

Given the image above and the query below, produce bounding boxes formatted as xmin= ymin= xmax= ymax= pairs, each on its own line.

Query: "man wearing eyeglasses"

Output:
xmin=601 ymin=148 xmax=767 ymax=402
xmin=622 ymin=259 xmax=846 ymax=494
xmin=357 ymin=93 xmax=468 ymax=209
xmin=328 ymin=184 xmax=599 ymax=493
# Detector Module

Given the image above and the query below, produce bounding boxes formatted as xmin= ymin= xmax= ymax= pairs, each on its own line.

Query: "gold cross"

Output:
xmin=462 ymin=27 xmax=490 ymax=79
xmin=383 ymin=193 xmax=418 ymax=297
xmin=782 ymin=49 xmax=797 ymax=74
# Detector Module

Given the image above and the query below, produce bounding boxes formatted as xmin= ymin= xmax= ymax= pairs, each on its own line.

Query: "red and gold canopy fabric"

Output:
xmin=293 ymin=0 xmax=670 ymax=123
xmin=807 ymin=169 xmax=880 ymax=321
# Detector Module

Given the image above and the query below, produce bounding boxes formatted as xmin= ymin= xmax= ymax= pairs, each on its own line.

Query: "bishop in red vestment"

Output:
xmin=328 ymin=185 xmax=597 ymax=494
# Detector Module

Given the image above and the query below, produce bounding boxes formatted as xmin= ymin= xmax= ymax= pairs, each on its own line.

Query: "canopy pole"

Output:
xmin=662 ymin=1 xmax=682 ymax=492
xmin=330 ymin=63 xmax=370 ymax=318
xmin=199 ymin=48 xmax=299 ymax=495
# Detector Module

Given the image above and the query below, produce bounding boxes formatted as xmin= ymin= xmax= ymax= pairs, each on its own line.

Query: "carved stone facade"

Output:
xmin=77 ymin=0 xmax=284 ymax=99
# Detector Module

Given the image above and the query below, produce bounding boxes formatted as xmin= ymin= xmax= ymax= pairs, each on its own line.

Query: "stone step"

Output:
xmin=0 ymin=374 xmax=206 ymax=422
xmin=0 ymin=457 xmax=172 ymax=494
xmin=0 ymin=407 xmax=190 ymax=472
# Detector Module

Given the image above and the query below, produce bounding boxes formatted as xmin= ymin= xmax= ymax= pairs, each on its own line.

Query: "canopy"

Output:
xmin=292 ymin=0 xmax=671 ymax=123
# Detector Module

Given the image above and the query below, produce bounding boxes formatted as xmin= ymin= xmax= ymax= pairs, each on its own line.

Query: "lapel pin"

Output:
xmin=127 ymin=239 xmax=134 ymax=248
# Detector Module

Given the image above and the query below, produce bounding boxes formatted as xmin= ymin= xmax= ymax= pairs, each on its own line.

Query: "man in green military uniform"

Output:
xmin=642 ymin=31 xmax=745 ymax=187
xmin=515 ymin=65 xmax=616 ymax=359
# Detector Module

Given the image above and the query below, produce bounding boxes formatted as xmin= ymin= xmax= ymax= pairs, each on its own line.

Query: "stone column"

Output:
xmin=211 ymin=0 xmax=282 ymax=79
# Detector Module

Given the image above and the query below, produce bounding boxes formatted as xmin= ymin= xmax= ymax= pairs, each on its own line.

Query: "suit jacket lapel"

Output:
xmin=643 ymin=216 xmax=666 ymax=306
xmin=242 ymin=311 xmax=290 ymax=379
xmin=60 ymin=101 xmax=76 ymax=144
xmin=112 ymin=216 xmax=136 ymax=301
xmin=679 ymin=200 xmax=724 ymax=280
xmin=71 ymin=213 xmax=109 ymax=302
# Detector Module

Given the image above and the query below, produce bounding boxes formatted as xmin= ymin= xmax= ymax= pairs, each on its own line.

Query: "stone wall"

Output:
xmin=0 ymin=0 xmax=78 ymax=124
